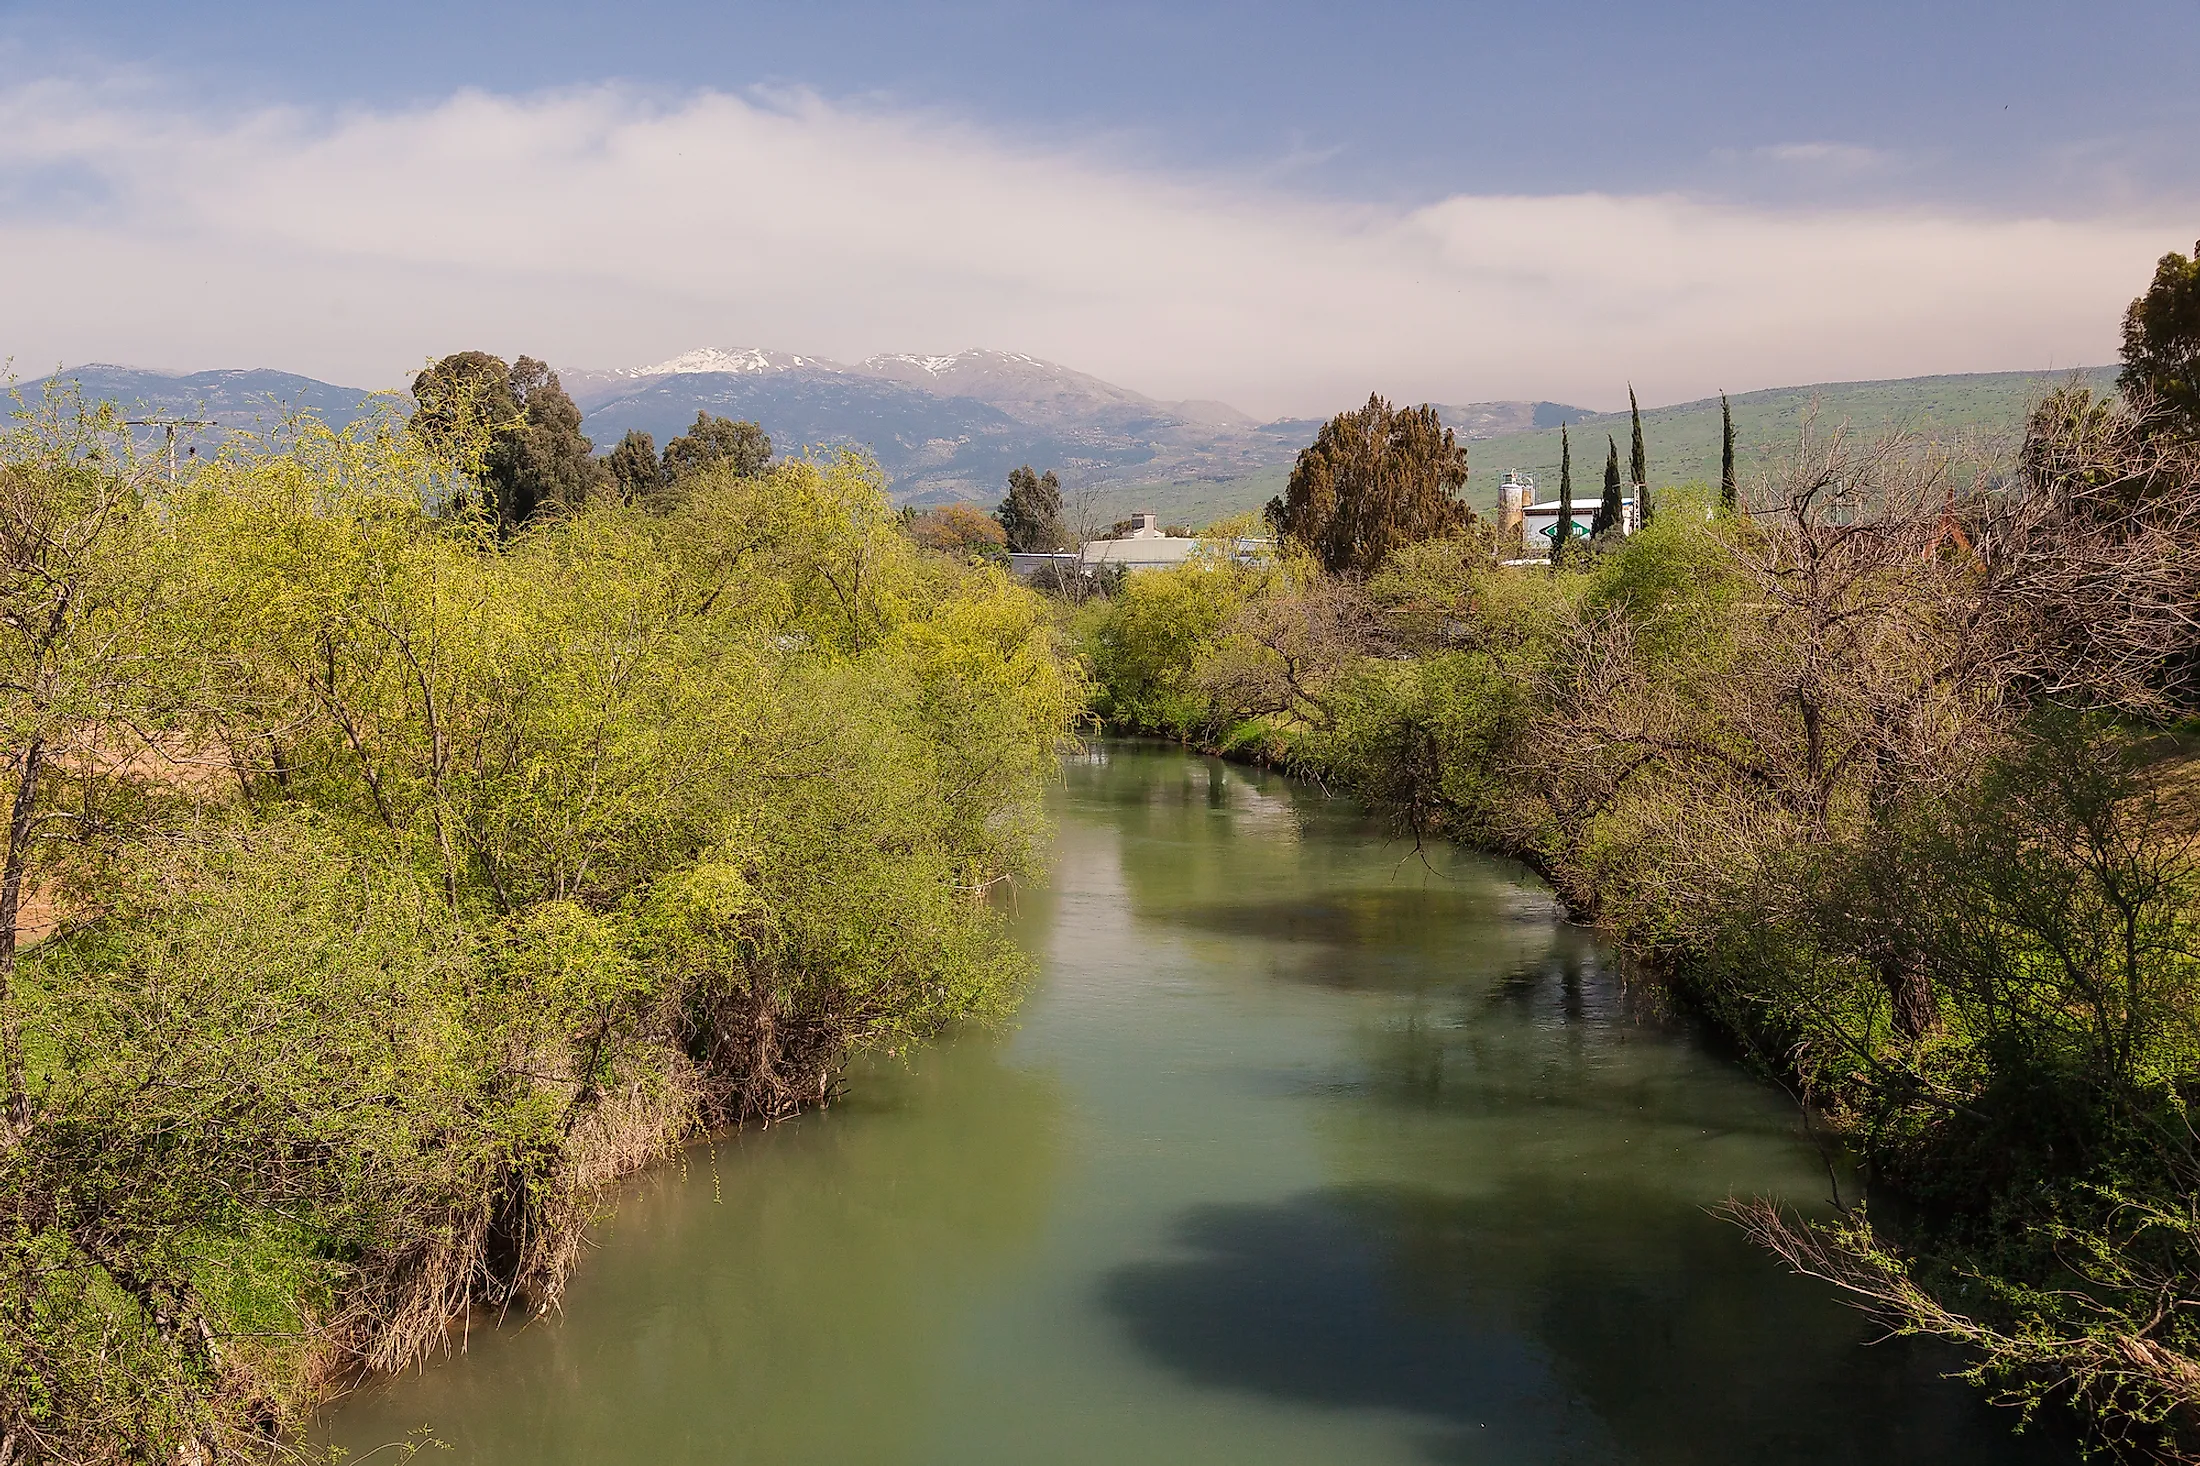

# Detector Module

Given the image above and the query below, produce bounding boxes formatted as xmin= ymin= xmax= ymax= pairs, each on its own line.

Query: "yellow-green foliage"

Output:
xmin=1076 ymin=470 xmax=2200 ymax=1451
xmin=1076 ymin=551 xmax=1262 ymax=739
xmin=0 ymin=399 xmax=1080 ymax=1462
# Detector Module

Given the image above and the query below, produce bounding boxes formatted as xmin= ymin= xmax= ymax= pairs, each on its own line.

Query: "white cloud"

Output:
xmin=1753 ymin=141 xmax=1887 ymax=171
xmin=0 ymin=80 xmax=2177 ymax=416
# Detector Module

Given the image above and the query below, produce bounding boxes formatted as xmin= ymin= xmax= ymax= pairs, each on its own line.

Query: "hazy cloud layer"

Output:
xmin=0 ymin=81 xmax=2178 ymax=416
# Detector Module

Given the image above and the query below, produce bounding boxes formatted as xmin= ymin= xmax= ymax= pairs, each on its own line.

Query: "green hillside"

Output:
xmin=1087 ymin=367 xmax=2118 ymax=529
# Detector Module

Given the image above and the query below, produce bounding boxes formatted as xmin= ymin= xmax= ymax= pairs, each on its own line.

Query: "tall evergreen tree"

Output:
xmin=1552 ymin=425 xmax=1574 ymax=566
xmin=1720 ymin=393 xmax=1738 ymax=512
xmin=411 ymin=352 xmax=604 ymax=531
xmin=1628 ymin=385 xmax=1651 ymax=525
xmin=605 ymin=429 xmax=663 ymax=503
xmin=1592 ymin=435 xmax=1623 ymax=538
xmin=1266 ymin=395 xmax=1471 ymax=577
xmin=491 ymin=358 xmax=605 ymax=527
xmin=995 ymin=465 xmax=1066 ymax=552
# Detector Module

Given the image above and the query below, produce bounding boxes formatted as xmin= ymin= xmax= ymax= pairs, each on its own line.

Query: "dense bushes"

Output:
xmin=1075 ymin=407 xmax=2200 ymax=1456
xmin=0 ymin=391 xmax=1077 ymax=1461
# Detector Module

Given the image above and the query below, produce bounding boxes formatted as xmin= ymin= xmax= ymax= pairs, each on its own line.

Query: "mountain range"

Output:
xmin=11 ymin=351 xmax=2104 ymax=525
xmin=12 ymin=349 xmax=1588 ymax=507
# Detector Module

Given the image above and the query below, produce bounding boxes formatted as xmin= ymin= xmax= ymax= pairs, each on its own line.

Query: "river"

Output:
xmin=327 ymin=742 xmax=2065 ymax=1464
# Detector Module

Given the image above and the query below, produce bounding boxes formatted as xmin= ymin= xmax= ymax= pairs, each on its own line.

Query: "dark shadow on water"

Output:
xmin=1103 ymin=1185 xmax=2076 ymax=1466
xmin=1161 ymin=891 xmax=1508 ymax=954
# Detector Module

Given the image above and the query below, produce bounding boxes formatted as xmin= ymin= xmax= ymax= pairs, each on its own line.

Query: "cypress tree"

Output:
xmin=1720 ymin=393 xmax=1738 ymax=512
xmin=1552 ymin=425 xmax=1574 ymax=566
xmin=1593 ymin=435 xmax=1623 ymax=537
xmin=1628 ymin=385 xmax=1650 ymax=525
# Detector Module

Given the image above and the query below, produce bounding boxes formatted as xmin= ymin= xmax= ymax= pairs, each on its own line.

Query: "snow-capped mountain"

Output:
xmin=566 ymin=345 xmax=1306 ymax=500
xmin=18 ymin=351 xmax=1594 ymax=510
xmin=627 ymin=348 xmax=836 ymax=378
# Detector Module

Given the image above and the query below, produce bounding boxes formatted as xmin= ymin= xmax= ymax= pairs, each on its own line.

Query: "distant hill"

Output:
xmin=8 ymin=365 xmax=388 ymax=455
xmin=1462 ymin=368 xmax=2120 ymax=509
xmin=574 ymin=347 xmax=1329 ymax=503
xmin=571 ymin=347 xmax=1592 ymax=504
xmin=1087 ymin=368 xmax=2120 ymax=528
xmin=17 ymin=357 xmax=2102 ymax=525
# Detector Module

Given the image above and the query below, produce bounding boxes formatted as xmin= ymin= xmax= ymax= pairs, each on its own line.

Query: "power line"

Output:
xmin=119 ymin=417 xmax=215 ymax=484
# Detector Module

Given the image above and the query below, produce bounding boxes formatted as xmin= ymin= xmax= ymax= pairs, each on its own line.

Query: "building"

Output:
xmin=1008 ymin=513 xmax=1272 ymax=580
xmin=1500 ymin=471 xmax=1638 ymax=557
xmin=1080 ymin=512 xmax=1202 ymax=572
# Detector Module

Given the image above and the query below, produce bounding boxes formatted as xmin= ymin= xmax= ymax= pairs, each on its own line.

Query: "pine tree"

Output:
xmin=1552 ymin=425 xmax=1574 ymax=566
xmin=1266 ymin=395 xmax=1471 ymax=576
xmin=996 ymin=465 xmax=1067 ymax=552
xmin=1628 ymin=385 xmax=1651 ymax=525
xmin=606 ymin=429 xmax=663 ymax=503
xmin=409 ymin=353 xmax=605 ymax=531
xmin=1720 ymin=394 xmax=1738 ymax=512
xmin=1593 ymin=436 xmax=1623 ymax=538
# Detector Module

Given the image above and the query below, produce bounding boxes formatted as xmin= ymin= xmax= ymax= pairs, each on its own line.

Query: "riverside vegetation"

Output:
xmin=0 ymin=382 xmax=1078 ymax=1461
xmin=1070 ymin=246 xmax=2200 ymax=1458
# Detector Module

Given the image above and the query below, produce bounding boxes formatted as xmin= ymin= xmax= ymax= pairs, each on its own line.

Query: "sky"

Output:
xmin=2 ymin=0 xmax=2196 ymax=416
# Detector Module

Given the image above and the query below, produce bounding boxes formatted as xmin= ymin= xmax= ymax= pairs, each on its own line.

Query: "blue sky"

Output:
xmin=3 ymin=0 xmax=2196 ymax=412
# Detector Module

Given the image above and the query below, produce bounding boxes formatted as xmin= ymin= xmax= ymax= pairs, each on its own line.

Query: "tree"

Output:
xmin=1265 ymin=395 xmax=1471 ymax=578
xmin=1593 ymin=435 xmax=1624 ymax=538
xmin=409 ymin=350 xmax=521 ymax=464
xmin=995 ymin=465 xmax=1066 ymax=553
xmin=606 ymin=429 xmax=664 ymax=502
xmin=1629 ymin=385 xmax=1651 ymax=525
xmin=1552 ymin=425 xmax=1575 ymax=566
xmin=1720 ymin=394 xmax=1738 ymax=512
xmin=489 ymin=357 xmax=603 ymax=526
xmin=661 ymin=413 xmax=772 ymax=483
xmin=907 ymin=502 xmax=1008 ymax=559
xmin=409 ymin=352 xmax=604 ymax=531
xmin=2120 ymin=239 xmax=2200 ymax=432
xmin=0 ymin=392 xmax=156 ymax=1133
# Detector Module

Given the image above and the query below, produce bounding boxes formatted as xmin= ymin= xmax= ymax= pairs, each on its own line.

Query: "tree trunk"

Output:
xmin=0 ymin=733 xmax=44 ymax=1134
xmin=1880 ymin=951 xmax=1938 ymax=1041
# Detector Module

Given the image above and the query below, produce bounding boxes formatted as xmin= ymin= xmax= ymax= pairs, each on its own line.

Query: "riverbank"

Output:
xmin=0 ymin=397 xmax=1079 ymax=1462
xmin=1066 ymin=405 xmax=2200 ymax=1457
xmin=328 ymin=742 xmax=2064 ymax=1466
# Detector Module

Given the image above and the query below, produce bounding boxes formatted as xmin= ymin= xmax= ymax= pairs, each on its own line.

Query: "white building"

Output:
xmin=1499 ymin=471 xmax=1638 ymax=557
xmin=1009 ymin=513 xmax=1271 ymax=579
xmin=1081 ymin=512 xmax=1203 ymax=572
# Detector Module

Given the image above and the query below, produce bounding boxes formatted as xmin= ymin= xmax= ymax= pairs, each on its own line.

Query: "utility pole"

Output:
xmin=120 ymin=417 xmax=215 ymax=484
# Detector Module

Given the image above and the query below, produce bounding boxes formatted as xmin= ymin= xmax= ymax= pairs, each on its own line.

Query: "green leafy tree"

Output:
xmin=408 ymin=350 xmax=520 ymax=465
xmin=662 ymin=412 xmax=772 ymax=483
xmin=1552 ymin=425 xmax=1575 ymax=566
xmin=489 ymin=357 xmax=604 ymax=526
xmin=410 ymin=352 xmax=603 ymax=530
xmin=1629 ymin=385 xmax=1651 ymax=524
xmin=1720 ymin=394 xmax=1738 ymax=512
xmin=995 ymin=465 xmax=1066 ymax=553
xmin=2120 ymin=239 xmax=2200 ymax=431
xmin=1593 ymin=435 xmax=1624 ymax=538
xmin=606 ymin=429 xmax=664 ymax=502
xmin=1265 ymin=395 xmax=1471 ymax=578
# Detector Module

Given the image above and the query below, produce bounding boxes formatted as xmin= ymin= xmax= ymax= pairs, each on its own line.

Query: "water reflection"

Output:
xmin=328 ymin=743 xmax=2070 ymax=1465
xmin=328 ymin=1037 xmax=1064 ymax=1462
xmin=1105 ymin=1182 xmax=2042 ymax=1466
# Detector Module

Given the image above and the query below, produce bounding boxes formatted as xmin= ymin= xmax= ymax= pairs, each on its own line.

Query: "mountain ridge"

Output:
xmin=16 ymin=352 xmax=2089 ymax=520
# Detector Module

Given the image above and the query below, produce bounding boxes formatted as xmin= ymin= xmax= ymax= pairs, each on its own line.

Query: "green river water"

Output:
xmin=328 ymin=743 xmax=2067 ymax=1464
